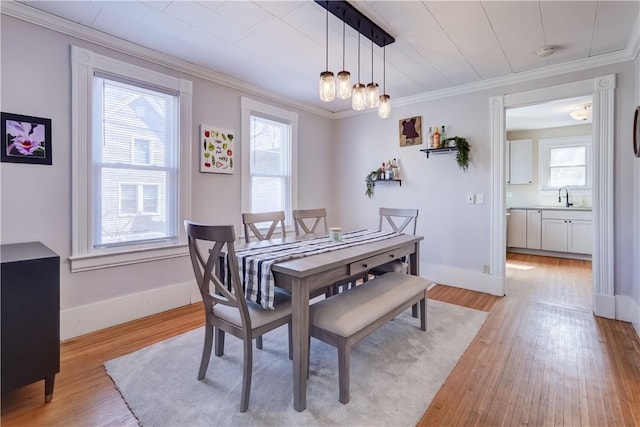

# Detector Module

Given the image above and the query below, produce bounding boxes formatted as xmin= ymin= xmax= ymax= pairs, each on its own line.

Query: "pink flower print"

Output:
xmin=6 ymin=120 xmax=45 ymax=156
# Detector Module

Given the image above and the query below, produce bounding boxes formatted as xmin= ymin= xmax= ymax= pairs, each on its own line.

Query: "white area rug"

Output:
xmin=105 ymin=299 xmax=487 ymax=427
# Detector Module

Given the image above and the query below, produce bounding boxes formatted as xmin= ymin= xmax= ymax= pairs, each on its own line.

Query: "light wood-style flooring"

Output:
xmin=2 ymin=254 xmax=639 ymax=426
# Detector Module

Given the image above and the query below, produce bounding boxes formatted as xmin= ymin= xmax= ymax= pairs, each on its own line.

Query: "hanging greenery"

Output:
xmin=444 ymin=136 xmax=471 ymax=171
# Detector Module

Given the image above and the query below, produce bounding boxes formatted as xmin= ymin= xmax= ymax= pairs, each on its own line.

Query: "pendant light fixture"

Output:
xmin=352 ymin=29 xmax=366 ymax=111
xmin=336 ymin=18 xmax=352 ymax=99
xmin=378 ymin=45 xmax=391 ymax=119
xmin=365 ymin=35 xmax=379 ymax=108
xmin=319 ymin=2 xmax=335 ymax=102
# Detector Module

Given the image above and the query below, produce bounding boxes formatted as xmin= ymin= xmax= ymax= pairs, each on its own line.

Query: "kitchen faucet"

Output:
xmin=558 ymin=186 xmax=573 ymax=207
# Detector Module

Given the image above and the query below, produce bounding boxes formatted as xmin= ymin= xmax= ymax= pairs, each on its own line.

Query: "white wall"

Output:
xmin=333 ymin=61 xmax=638 ymax=301
xmin=0 ymin=15 xmax=333 ymax=338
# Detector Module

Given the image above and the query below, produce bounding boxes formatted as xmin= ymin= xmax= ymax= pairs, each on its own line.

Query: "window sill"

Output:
xmin=70 ymin=243 xmax=188 ymax=272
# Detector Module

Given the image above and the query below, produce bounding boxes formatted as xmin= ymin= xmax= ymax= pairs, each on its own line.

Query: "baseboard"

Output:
xmin=507 ymin=248 xmax=592 ymax=261
xmin=615 ymin=294 xmax=640 ymax=337
xmin=421 ymin=263 xmax=504 ymax=296
xmin=594 ymin=293 xmax=616 ymax=319
xmin=60 ymin=280 xmax=197 ymax=340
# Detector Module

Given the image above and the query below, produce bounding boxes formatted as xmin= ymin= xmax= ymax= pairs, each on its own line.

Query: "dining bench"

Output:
xmin=309 ymin=271 xmax=430 ymax=404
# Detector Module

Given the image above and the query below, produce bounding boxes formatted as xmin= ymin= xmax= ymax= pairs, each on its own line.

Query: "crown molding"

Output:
xmin=3 ymin=1 xmax=638 ymax=122
xmin=1 ymin=1 xmax=334 ymax=120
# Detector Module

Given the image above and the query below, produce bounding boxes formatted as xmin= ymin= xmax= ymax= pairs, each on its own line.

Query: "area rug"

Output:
xmin=105 ymin=299 xmax=487 ymax=427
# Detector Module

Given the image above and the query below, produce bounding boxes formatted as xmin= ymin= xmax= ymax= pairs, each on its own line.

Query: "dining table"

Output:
xmin=234 ymin=230 xmax=424 ymax=412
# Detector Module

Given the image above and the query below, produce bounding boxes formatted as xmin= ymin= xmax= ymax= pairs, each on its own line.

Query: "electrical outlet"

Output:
xmin=476 ymin=194 xmax=484 ymax=204
xmin=466 ymin=194 xmax=475 ymax=204
xmin=482 ymin=265 xmax=490 ymax=274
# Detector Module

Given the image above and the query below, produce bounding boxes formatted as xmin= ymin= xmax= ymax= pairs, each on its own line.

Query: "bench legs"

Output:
xmin=337 ymin=337 xmax=351 ymax=404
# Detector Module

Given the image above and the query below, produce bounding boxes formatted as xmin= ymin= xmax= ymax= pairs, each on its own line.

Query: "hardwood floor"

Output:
xmin=2 ymin=255 xmax=639 ymax=426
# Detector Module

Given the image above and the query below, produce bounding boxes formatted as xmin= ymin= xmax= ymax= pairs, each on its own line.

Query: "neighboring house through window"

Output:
xmin=538 ymin=135 xmax=592 ymax=193
xmin=241 ymin=97 xmax=298 ymax=231
xmin=70 ymin=46 xmax=192 ymax=271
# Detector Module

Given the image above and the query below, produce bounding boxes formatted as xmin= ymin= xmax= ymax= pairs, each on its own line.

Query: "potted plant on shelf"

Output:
xmin=365 ymin=168 xmax=382 ymax=198
xmin=445 ymin=136 xmax=471 ymax=171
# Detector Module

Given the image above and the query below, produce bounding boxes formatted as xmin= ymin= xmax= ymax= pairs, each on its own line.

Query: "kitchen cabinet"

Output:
xmin=507 ymin=209 xmax=527 ymax=248
xmin=541 ymin=210 xmax=592 ymax=254
xmin=506 ymin=139 xmax=533 ymax=184
xmin=1 ymin=242 xmax=60 ymax=402
xmin=526 ymin=209 xmax=542 ymax=249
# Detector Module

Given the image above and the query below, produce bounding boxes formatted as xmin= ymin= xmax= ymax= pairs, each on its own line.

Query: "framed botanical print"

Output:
xmin=1 ymin=112 xmax=52 ymax=165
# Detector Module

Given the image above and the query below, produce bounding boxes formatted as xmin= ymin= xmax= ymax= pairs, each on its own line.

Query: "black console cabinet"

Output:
xmin=1 ymin=242 xmax=60 ymax=402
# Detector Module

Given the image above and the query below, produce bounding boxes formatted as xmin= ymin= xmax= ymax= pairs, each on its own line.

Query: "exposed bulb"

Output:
xmin=352 ymin=83 xmax=366 ymax=111
xmin=378 ymin=94 xmax=391 ymax=119
xmin=336 ymin=71 xmax=352 ymax=100
xmin=319 ymin=71 xmax=335 ymax=102
xmin=366 ymin=82 xmax=380 ymax=108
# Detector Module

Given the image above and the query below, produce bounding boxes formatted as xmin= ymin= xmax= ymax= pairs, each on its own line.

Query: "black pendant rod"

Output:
xmin=315 ymin=0 xmax=395 ymax=48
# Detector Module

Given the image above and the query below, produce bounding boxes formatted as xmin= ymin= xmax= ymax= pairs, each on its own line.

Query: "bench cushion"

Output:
xmin=310 ymin=272 xmax=430 ymax=337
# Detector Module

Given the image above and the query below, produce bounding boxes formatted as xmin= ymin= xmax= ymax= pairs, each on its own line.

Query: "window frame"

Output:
xmin=240 ymin=97 xmax=298 ymax=235
xmin=538 ymin=135 xmax=592 ymax=195
xmin=70 ymin=46 xmax=192 ymax=272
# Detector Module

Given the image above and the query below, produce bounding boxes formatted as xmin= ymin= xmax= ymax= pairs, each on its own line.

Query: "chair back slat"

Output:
xmin=378 ymin=208 xmax=419 ymax=234
xmin=184 ymin=221 xmax=251 ymax=328
xmin=293 ymin=208 xmax=328 ymax=236
xmin=241 ymin=211 xmax=286 ymax=243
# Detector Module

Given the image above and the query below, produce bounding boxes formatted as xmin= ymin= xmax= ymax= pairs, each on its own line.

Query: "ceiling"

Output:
xmin=12 ymin=1 xmax=640 ymax=118
xmin=506 ymin=95 xmax=594 ymax=131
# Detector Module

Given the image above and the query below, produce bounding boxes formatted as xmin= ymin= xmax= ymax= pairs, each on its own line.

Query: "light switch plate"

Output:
xmin=466 ymin=194 xmax=475 ymax=204
xmin=476 ymin=194 xmax=484 ymax=204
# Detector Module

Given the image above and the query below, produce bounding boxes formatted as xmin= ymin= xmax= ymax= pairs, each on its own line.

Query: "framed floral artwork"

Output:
xmin=200 ymin=125 xmax=234 ymax=174
xmin=1 ymin=112 xmax=52 ymax=165
xmin=399 ymin=116 xmax=422 ymax=147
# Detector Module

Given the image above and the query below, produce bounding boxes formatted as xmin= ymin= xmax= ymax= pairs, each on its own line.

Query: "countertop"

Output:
xmin=507 ymin=206 xmax=592 ymax=211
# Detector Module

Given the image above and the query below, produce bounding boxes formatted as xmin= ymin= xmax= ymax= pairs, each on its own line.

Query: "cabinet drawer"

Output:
xmin=541 ymin=210 xmax=592 ymax=220
xmin=349 ymin=247 xmax=411 ymax=276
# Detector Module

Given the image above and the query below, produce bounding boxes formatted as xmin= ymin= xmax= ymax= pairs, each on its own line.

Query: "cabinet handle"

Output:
xmin=389 ymin=254 xmax=395 ymax=258
xmin=362 ymin=263 xmax=368 ymax=268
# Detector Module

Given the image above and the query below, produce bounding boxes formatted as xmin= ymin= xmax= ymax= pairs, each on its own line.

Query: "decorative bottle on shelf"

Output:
xmin=433 ymin=126 xmax=441 ymax=148
xmin=441 ymin=125 xmax=447 ymax=147
xmin=428 ymin=126 xmax=433 ymax=148
xmin=392 ymin=158 xmax=399 ymax=179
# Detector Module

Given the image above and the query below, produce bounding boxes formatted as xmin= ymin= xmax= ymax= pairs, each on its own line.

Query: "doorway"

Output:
xmin=504 ymin=96 xmax=594 ymax=310
xmin=489 ymin=75 xmax=616 ymax=318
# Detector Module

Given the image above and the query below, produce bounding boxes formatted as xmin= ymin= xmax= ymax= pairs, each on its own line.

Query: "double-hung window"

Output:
xmin=241 ymin=98 xmax=298 ymax=231
xmin=71 ymin=46 xmax=192 ymax=271
xmin=538 ymin=135 xmax=592 ymax=193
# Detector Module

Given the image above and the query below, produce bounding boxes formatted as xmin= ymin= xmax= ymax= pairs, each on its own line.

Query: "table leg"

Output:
xmin=410 ymin=243 xmax=420 ymax=318
xmin=292 ymin=277 xmax=310 ymax=412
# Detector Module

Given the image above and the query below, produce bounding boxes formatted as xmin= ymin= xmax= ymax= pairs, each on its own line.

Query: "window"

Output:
xmin=538 ymin=136 xmax=592 ymax=192
xmin=241 ymin=98 xmax=298 ymax=230
xmin=119 ymin=183 xmax=159 ymax=216
xmin=71 ymin=46 xmax=192 ymax=271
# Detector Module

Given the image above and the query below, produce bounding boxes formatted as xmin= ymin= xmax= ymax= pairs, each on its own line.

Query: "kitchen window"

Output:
xmin=538 ymin=136 xmax=592 ymax=193
xmin=240 ymin=98 xmax=298 ymax=231
xmin=70 ymin=46 xmax=192 ymax=271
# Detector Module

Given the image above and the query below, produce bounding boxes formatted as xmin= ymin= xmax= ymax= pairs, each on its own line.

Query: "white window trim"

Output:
xmin=538 ymin=135 xmax=592 ymax=195
xmin=240 ymin=97 xmax=298 ymax=236
xmin=70 ymin=46 xmax=192 ymax=272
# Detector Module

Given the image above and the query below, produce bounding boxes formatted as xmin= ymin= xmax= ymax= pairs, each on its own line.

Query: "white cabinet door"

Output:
xmin=507 ymin=209 xmax=527 ymax=248
xmin=526 ymin=209 xmax=542 ymax=249
xmin=507 ymin=139 xmax=533 ymax=184
xmin=542 ymin=219 xmax=568 ymax=252
xmin=568 ymin=220 xmax=592 ymax=254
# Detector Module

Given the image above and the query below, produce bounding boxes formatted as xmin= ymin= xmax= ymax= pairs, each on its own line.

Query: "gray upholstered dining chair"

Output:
xmin=369 ymin=207 xmax=419 ymax=276
xmin=241 ymin=211 xmax=286 ymax=243
xmin=292 ymin=208 xmax=328 ymax=236
xmin=184 ymin=221 xmax=292 ymax=413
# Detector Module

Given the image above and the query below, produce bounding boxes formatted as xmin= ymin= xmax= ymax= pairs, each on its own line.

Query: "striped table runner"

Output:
xmin=232 ymin=229 xmax=400 ymax=309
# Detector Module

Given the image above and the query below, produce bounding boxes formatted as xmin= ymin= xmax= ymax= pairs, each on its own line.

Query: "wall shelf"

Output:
xmin=419 ymin=147 xmax=458 ymax=158
xmin=365 ymin=179 xmax=402 ymax=187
